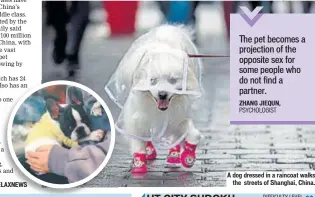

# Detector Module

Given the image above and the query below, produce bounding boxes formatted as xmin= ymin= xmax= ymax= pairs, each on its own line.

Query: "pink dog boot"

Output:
xmin=166 ymin=144 xmax=181 ymax=166
xmin=181 ymin=141 xmax=197 ymax=168
xmin=146 ymin=141 xmax=157 ymax=160
xmin=132 ymin=152 xmax=147 ymax=173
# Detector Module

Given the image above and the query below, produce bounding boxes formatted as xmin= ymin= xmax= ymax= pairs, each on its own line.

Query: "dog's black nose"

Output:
xmin=158 ymin=91 xmax=167 ymax=100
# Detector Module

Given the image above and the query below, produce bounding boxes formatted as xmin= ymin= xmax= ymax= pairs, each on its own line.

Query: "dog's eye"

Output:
xmin=150 ymin=78 xmax=157 ymax=85
xmin=168 ymin=77 xmax=177 ymax=84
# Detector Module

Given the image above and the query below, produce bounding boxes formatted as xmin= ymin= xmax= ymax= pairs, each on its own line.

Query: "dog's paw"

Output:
xmin=132 ymin=152 xmax=147 ymax=173
xmin=181 ymin=141 xmax=197 ymax=168
xmin=91 ymin=102 xmax=103 ymax=116
xmin=166 ymin=144 xmax=181 ymax=167
xmin=181 ymin=150 xmax=196 ymax=168
xmin=89 ymin=129 xmax=105 ymax=141
xmin=145 ymin=142 xmax=157 ymax=160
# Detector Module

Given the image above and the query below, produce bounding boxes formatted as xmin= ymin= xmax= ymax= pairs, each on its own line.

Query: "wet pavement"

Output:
xmin=42 ymin=2 xmax=315 ymax=187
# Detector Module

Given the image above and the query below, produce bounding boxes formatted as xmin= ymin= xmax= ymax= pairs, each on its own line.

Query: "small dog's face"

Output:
xmin=149 ymin=73 xmax=183 ymax=111
xmin=60 ymin=105 xmax=91 ymax=141
xmin=46 ymin=87 xmax=91 ymax=141
xmin=147 ymin=54 xmax=187 ymax=111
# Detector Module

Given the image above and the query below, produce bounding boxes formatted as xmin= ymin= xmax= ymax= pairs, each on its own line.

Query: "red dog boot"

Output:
xmin=132 ymin=152 xmax=147 ymax=173
xmin=181 ymin=141 xmax=197 ymax=168
xmin=166 ymin=144 xmax=181 ymax=166
xmin=146 ymin=141 xmax=157 ymax=160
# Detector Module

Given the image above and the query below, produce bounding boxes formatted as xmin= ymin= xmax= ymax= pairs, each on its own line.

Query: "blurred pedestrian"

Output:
xmin=158 ymin=1 xmax=199 ymax=25
xmin=287 ymin=1 xmax=294 ymax=13
xmin=45 ymin=1 xmax=90 ymax=77
xmin=248 ymin=1 xmax=264 ymax=11
xmin=103 ymin=1 xmax=139 ymax=36
xmin=157 ymin=1 xmax=199 ymax=43
xmin=303 ymin=1 xmax=313 ymax=13
xmin=223 ymin=1 xmax=273 ymax=40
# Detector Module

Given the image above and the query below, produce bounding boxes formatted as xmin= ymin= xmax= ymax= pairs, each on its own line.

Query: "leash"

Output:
xmin=187 ymin=54 xmax=230 ymax=58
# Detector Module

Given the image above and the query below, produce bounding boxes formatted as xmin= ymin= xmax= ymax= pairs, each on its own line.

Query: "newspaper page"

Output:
xmin=0 ymin=1 xmax=314 ymax=197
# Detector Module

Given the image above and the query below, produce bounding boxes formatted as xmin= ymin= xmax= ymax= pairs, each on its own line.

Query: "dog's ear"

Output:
xmin=45 ymin=98 xmax=61 ymax=120
xmin=187 ymin=66 xmax=198 ymax=91
xmin=68 ymin=86 xmax=84 ymax=106
xmin=133 ymin=50 xmax=149 ymax=86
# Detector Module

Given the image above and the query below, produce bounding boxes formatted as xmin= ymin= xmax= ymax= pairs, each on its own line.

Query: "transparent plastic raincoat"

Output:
xmin=105 ymin=35 xmax=208 ymax=149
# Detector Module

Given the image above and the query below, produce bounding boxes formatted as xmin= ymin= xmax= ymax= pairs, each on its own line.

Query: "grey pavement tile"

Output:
xmin=201 ymin=164 xmax=239 ymax=171
xmin=276 ymin=158 xmax=315 ymax=164
xmin=304 ymin=138 xmax=315 ymax=142
xmin=202 ymin=171 xmax=227 ymax=178
xmin=163 ymin=180 xmax=202 ymax=187
xmin=204 ymin=159 xmax=273 ymax=164
xmin=198 ymin=143 xmax=238 ymax=149
xmin=240 ymin=144 xmax=273 ymax=149
xmin=275 ymin=149 xmax=311 ymax=154
xmin=121 ymin=179 xmax=164 ymax=187
xmin=148 ymin=165 xmax=202 ymax=173
xmin=241 ymin=154 xmax=307 ymax=159
xmin=129 ymin=172 xmax=167 ymax=181
xmin=85 ymin=175 xmax=128 ymax=187
xmin=206 ymin=149 xmax=272 ymax=155
xmin=147 ymin=159 xmax=203 ymax=166
xmin=201 ymin=140 xmax=238 ymax=145
xmin=239 ymin=139 xmax=273 ymax=144
xmin=241 ymin=163 xmax=311 ymax=170
xmin=305 ymin=153 xmax=315 ymax=157
xmin=273 ymin=143 xmax=313 ymax=149
xmin=157 ymin=149 xmax=204 ymax=155
xmin=198 ymin=154 xmax=236 ymax=159
xmin=164 ymin=172 xmax=203 ymax=179
xmin=198 ymin=181 xmax=226 ymax=187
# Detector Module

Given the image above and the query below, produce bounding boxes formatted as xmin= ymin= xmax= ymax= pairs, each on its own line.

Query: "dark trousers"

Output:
xmin=45 ymin=1 xmax=90 ymax=57
xmin=303 ymin=1 xmax=313 ymax=13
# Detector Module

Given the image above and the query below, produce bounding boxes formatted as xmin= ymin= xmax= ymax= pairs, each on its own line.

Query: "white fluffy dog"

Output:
xmin=108 ymin=25 xmax=203 ymax=173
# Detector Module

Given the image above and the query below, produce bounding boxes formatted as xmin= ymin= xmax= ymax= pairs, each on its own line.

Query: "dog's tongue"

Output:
xmin=157 ymin=99 xmax=169 ymax=109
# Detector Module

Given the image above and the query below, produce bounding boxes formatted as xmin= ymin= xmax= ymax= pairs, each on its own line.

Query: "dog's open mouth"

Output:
xmin=156 ymin=97 xmax=172 ymax=111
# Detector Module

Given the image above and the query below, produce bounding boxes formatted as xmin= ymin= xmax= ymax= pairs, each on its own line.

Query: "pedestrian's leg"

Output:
xmin=157 ymin=1 xmax=169 ymax=20
xmin=289 ymin=1 xmax=294 ymax=13
xmin=231 ymin=1 xmax=239 ymax=13
xmin=269 ymin=1 xmax=273 ymax=13
xmin=44 ymin=2 xmax=51 ymax=26
xmin=223 ymin=1 xmax=238 ymax=40
xmin=189 ymin=1 xmax=199 ymax=43
xmin=264 ymin=1 xmax=273 ymax=13
xmin=303 ymin=1 xmax=312 ymax=13
xmin=223 ymin=1 xmax=230 ymax=40
xmin=190 ymin=1 xmax=199 ymax=25
xmin=249 ymin=1 xmax=260 ymax=10
xmin=67 ymin=1 xmax=90 ymax=76
xmin=45 ymin=1 xmax=68 ymax=64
